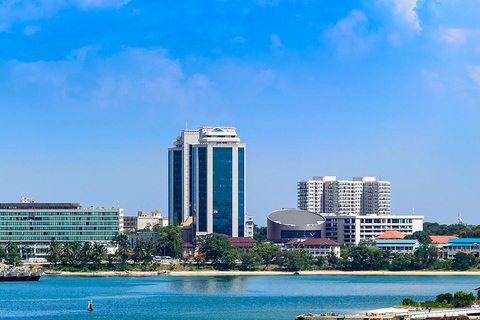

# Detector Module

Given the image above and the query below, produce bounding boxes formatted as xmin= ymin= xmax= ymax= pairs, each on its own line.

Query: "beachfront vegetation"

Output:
xmin=402 ymin=291 xmax=475 ymax=308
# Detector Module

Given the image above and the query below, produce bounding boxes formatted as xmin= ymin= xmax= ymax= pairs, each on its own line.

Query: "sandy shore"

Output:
xmin=43 ymin=270 xmax=480 ymax=277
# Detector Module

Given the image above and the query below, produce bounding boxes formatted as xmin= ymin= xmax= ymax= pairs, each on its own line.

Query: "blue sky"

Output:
xmin=1 ymin=0 xmax=480 ymax=225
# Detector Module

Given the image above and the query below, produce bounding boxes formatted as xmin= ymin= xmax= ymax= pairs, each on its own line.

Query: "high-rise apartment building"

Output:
xmin=298 ymin=176 xmax=391 ymax=215
xmin=168 ymin=126 xmax=247 ymax=237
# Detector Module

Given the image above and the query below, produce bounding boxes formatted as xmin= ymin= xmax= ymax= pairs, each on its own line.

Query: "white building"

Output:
xmin=323 ymin=213 xmax=424 ymax=246
xmin=298 ymin=176 xmax=391 ymax=215
xmin=245 ymin=215 xmax=254 ymax=238
xmin=168 ymin=126 xmax=248 ymax=238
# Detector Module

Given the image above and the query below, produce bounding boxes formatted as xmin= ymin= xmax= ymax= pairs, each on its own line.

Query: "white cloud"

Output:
xmin=468 ymin=65 xmax=480 ymax=85
xmin=391 ymin=0 xmax=421 ymax=31
xmin=3 ymin=47 xmax=216 ymax=113
xmin=441 ymin=28 xmax=467 ymax=44
xmin=270 ymin=34 xmax=283 ymax=48
xmin=24 ymin=25 xmax=41 ymax=35
xmin=323 ymin=10 xmax=377 ymax=54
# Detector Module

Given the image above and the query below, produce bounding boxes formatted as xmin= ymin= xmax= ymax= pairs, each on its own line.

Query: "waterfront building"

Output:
xmin=430 ymin=235 xmax=458 ymax=250
xmin=245 ymin=215 xmax=254 ymax=238
xmin=282 ymin=238 xmax=341 ymax=258
xmin=323 ymin=213 xmax=423 ymax=246
xmin=440 ymin=238 xmax=480 ymax=259
xmin=375 ymin=231 xmax=418 ymax=254
xmin=168 ymin=126 xmax=248 ymax=238
xmin=267 ymin=208 xmax=326 ymax=243
xmin=0 ymin=197 xmax=124 ymax=257
xmin=298 ymin=176 xmax=391 ymax=215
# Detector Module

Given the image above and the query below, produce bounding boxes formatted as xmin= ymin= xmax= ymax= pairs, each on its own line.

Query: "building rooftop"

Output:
xmin=267 ymin=209 xmax=325 ymax=227
xmin=430 ymin=235 xmax=458 ymax=244
xmin=376 ymin=230 xmax=406 ymax=239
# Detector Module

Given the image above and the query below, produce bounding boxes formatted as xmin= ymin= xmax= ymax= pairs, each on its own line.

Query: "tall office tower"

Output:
xmin=168 ymin=129 xmax=200 ymax=226
xmin=297 ymin=176 xmax=390 ymax=215
xmin=168 ymin=126 xmax=247 ymax=237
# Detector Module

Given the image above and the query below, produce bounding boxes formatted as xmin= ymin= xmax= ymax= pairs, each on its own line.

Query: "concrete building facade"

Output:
xmin=0 ymin=198 xmax=124 ymax=257
xmin=267 ymin=208 xmax=326 ymax=243
xmin=323 ymin=213 xmax=424 ymax=246
xmin=298 ymin=176 xmax=391 ymax=215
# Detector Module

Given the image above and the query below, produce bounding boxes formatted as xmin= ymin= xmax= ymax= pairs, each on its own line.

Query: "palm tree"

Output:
xmin=47 ymin=240 xmax=62 ymax=267
xmin=92 ymin=243 xmax=107 ymax=269
xmin=134 ymin=241 xmax=153 ymax=265
xmin=80 ymin=242 xmax=93 ymax=267
xmin=113 ymin=234 xmax=130 ymax=264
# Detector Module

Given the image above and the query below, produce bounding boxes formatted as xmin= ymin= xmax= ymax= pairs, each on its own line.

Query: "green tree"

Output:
xmin=252 ymin=242 xmax=279 ymax=268
xmin=0 ymin=246 xmax=7 ymax=260
xmin=113 ymin=234 xmax=131 ymax=264
xmin=414 ymin=244 xmax=438 ymax=269
xmin=390 ymin=253 xmax=415 ymax=271
xmin=158 ymin=229 xmax=184 ymax=259
xmin=342 ymin=245 xmax=388 ymax=271
xmin=92 ymin=243 xmax=107 ymax=269
xmin=402 ymin=298 xmax=418 ymax=307
xmin=452 ymin=291 xmax=475 ymax=307
xmin=315 ymin=255 xmax=326 ymax=269
xmin=436 ymin=293 xmax=453 ymax=304
xmin=155 ymin=225 xmax=183 ymax=237
xmin=80 ymin=242 xmax=93 ymax=266
xmin=6 ymin=241 xmax=22 ymax=265
xmin=196 ymin=233 xmax=231 ymax=264
xmin=218 ymin=247 xmax=240 ymax=270
xmin=405 ymin=231 xmax=432 ymax=245
xmin=326 ymin=251 xmax=340 ymax=268
xmin=253 ymin=224 xmax=267 ymax=242
xmin=47 ymin=240 xmax=62 ymax=267
xmin=283 ymin=250 xmax=311 ymax=271
xmin=134 ymin=240 xmax=154 ymax=265
xmin=452 ymin=252 xmax=478 ymax=271
xmin=240 ymin=251 xmax=261 ymax=271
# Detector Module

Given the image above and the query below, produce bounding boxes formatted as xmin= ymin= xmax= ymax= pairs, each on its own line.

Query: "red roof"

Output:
xmin=182 ymin=242 xmax=195 ymax=248
xmin=430 ymin=235 xmax=458 ymax=244
xmin=285 ymin=238 xmax=341 ymax=246
xmin=376 ymin=230 xmax=406 ymax=239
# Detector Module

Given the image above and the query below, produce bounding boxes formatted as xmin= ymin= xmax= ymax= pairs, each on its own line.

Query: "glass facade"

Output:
xmin=198 ymin=147 xmax=207 ymax=232
xmin=213 ymin=147 xmax=233 ymax=235
xmin=238 ymin=147 xmax=245 ymax=237
xmin=281 ymin=230 xmax=322 ymax=239
xmin=172 ymin=150 xmax=183 ymax=226
xmin=0 ymin=210 xmax=120 ymax=243
xmin=189 ymin=145 xmax=194 ymax=217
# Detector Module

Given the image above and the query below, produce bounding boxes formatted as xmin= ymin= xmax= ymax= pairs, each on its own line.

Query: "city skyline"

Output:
xmin=1 ymin=1 xmax=479 ymax=225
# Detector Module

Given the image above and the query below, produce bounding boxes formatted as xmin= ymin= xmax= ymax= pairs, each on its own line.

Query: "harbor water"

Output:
xmin=1 ymin=275 xmax=480 ymax=320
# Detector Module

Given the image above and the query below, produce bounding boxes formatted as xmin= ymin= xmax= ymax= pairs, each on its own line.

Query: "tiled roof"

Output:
xmin=376 ymin=230 xmax=406 ymax=239
xmin=182 ymin=242 xmax=195 ymax=248
xmin=430 ymin=235 xmax=458 ymax=244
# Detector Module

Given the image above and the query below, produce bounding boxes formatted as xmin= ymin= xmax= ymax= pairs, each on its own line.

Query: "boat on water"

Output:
xmin=44 ymin=270 xmax=62 ymax=275
xmin=0 ymin=267 xmax=42 ymax=282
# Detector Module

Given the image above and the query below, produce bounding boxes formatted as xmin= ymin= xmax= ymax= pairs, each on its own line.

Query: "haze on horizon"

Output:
xmin=0 ymin=0 xmax=479 ymax=226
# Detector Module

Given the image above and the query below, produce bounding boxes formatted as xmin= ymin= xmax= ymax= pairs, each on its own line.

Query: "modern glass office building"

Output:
xmin=168 ymin=126 xmax=247 ymax=237
xmin=0 ymin=198 xmax=124 ymax=256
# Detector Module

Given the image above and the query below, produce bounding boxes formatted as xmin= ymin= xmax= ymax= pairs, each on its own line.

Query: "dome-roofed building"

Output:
xmin=267 ymin=208 xmax=326 ymax=243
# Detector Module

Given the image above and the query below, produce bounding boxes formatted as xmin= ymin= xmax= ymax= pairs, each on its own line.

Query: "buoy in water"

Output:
xmin=88 ymin=300 xmax=94 ymax=312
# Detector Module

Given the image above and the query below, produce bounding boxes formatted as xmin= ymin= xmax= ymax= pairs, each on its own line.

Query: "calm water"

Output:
xmin=1 ymin=275 xmax=480 ymax=320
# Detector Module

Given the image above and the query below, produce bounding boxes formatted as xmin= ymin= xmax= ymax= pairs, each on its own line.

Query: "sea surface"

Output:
xmin=1 ymin=275 xmax=480 ymax=320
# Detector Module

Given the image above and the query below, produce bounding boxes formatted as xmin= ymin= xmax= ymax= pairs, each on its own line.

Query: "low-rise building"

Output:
xmin=128 ymin=232 xmax=160 ymax=251
xmin=124 ymin=210 xmax=168 ymax=233
xmin=182 ymin=242 xmax=196 ymax=257
xmin=430 ymin=235 xmax=458 ymax=250
xmin=282 ymin=238 xmax=341 ymax=258
xmin=323 ymin=213 xmax=423 ymax=246
xmin=440 ymin=238 xmax=480 ymax=259
xmin=0 ymin=197 xmax=123 ymax=257
xmin=245 ymin=215 xmax=254 ymax=238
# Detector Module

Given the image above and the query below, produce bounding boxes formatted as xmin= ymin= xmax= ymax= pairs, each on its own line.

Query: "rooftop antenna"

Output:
xmin=412 ymin=207 xmax=415 ymax=215
xmin=458 ymin=213 xmax=463 ymax=225
xmin=117 ymin=200 xmax=120 ymax=209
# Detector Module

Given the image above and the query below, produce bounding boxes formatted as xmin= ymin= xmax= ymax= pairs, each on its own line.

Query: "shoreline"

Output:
xmin=43 ymin=270 xmax=480 ymax=277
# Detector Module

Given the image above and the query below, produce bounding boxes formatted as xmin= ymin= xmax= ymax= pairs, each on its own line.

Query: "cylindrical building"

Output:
xmin=267 ymin=208 xmax=326 ymax=243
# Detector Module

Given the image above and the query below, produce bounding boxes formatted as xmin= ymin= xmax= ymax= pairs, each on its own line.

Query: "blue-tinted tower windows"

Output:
xmin=198 ymin=147 xmax=207 ymax=232
xmin=238 ymin=147 xmax=245 ymax=237
xmin=212 ymin=148 xmax=233 ymax=235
